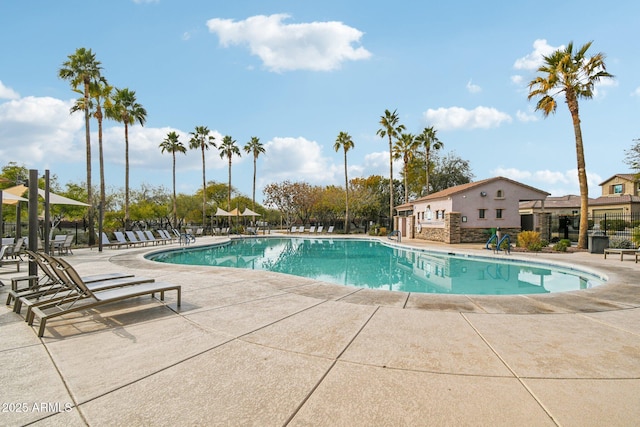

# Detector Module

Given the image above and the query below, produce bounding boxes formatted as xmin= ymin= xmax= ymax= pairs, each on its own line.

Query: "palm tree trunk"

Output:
xmin=83 ymin=81 xmax=95 ymax=246
xmin=567 ymin=91 xmax=589 ymax=249
xmin=124 ymin=122 xmax=130 ymax=229
xmin=227 ymin=157 xmax=232 ymax=210
xmin=172 ymin=153 xmax=177 ymax=227
xmin=344 ymin=150 xmax=349 ymax=234
xmin=425 ymin=147 xmax=430 ymax=196
xmin=388 ymin=135 xmax=394 ymax=229
xmin=201 ymin=146 xmax=206 ymax=229
xmin=252 ymin=156 xmax=257 ymax=211
xmin=97 ymin=107 xmax=105 ymax=224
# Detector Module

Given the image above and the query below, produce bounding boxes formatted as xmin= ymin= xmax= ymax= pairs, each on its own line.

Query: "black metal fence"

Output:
xmin=550 ymin=212 xmax=640 ymax=247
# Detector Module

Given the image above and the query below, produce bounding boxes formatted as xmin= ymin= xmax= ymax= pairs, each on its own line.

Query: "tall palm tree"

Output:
xmin=108 ymin=88 xmax=147 ymax=229
xmin=243 ymin=136 xmax=265 ymax=213
xmin=377 ymin=109 xmax=405 ymax=227
xmin=58 ymin=47 xmax=103 ymax=245
xmin=218 ymin=135 xmax=241 ymax=210
xmin=159 ymin=131 xmax=186 ymax=228
xmin=333 ymin=131 xmax=354 ymax=234
xmin=71 ymin=80 xmax=113 ymax=231
xmin=392 ymin=133 xmax=418 ymax=204
xmin=415 ymin=126 xmax=443 ymax=196
xmin=528 ymin=41 xmax=613 ymax=249
xmin=189 ymin=126 xmax=216 ymax=229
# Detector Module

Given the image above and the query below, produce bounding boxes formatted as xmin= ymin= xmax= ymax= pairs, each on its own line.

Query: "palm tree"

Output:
xmin=189 ymin=126 xmax=216 ymax=229
xmin=334 ymin=131 xmax=354 ymax=234
xmin=108 ymin=88 xmax=147 ymax=229
xmin=58 ymin=47 xmax=103 ymax=245
xmin=415 ymin=126 xmax=443 ymax=196
xmin=528 ymin=41 xmax=613 ymax=249
xmin=243 ymin=136 xmax=265 ymax=213
xmin=218 ymin=135 xmax=241 ymax=210
xmin=159 ymin=131 xmax=186 ymax=228
xmin=377 ymin=109 xmax=405 ymax=227
xmin=392 ymin=133 xmax=418 ymax=204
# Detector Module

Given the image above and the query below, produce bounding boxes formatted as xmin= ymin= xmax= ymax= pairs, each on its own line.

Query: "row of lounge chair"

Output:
xmin=289 ymin=225 xmax=334 ymax=234
xmin=101 ymin=230 xmax=177 ymax=248
xmin=5 ymin=250 xmax=181 ymax=337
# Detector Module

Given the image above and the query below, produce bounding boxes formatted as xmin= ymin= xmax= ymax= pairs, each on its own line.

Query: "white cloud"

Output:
xmin=516 ymin=110 xmax=538 ymax=122
xmin=466 ymin=80 xmax=481 ymax=94
xmin=206 ymin=14 xmax=371 ymax=72
xmin=513 ymin=39 xmax=562 ymax=71
xmin=261 ymin=137 xmax=338 ymax=183
xmin=0 ymin=81 xmax=19 ymax=100
xmin=424 ymin=106 xmax=512 ymax=131
xmin=633 ymin=87 xmax=640 ymax=97
xmin=510 ymin=75 xmax=523 ymax=85
xmin=491 ymin=167 xmax=603 ymax=196
xmin=0 ymin=96 xmax=83 ymax=164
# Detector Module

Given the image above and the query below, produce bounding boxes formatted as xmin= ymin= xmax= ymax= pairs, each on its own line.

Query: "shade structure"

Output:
xmin=242 ymin=208 xmax=261 ymax=217
xmin=215 ymin=207 xmax=231 ymax=216
xmin=1 ymin=191 xmax=28 ymax=203
xmin=0 ymin=185 xmax=90 ymax=206
xmin=228 ymin=208 xmax=240 ymax=216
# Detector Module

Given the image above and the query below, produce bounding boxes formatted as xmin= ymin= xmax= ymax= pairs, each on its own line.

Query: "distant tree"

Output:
xmin=189 ymin=126 xmax=216 ymax=228
xmin=392 ymin=132 xmax=418 ymax=204
xmin=59 ymin=47 xmax=104 ymax=245
xmin=243 ymin=136 xmax=265 ymax=214
xmin=528 ymin=40 xmax=613 ymax=249
xmin=414 ymin=126 xmax=443 ymax=196
xmin=159 ymin=131 xmax=186 ymax=227
xmin=108 ymin=88 xmax=147 ymax=229
xmin=333 ymin=131 xmax=354 ymax=233
xmin=377 ymin=109 xmax=405 ymax=226
xmin=428 ymin=152 xmax=474 ymax=192
xmin=263 ymin=181 xmax=320 ymax=227
xmin=218 ymin=135 xmax=241 ymax=210
xmin=624 ymin=139 xmax=640 ymax=173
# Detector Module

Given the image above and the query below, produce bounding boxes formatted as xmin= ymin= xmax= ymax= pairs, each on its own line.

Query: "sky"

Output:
xmin=0 ymin=1 xmax=638 ymax=205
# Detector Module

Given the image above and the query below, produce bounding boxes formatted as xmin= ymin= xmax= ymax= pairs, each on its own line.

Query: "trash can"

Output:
xmin=588 ymin=235 xmax=609 ymax=254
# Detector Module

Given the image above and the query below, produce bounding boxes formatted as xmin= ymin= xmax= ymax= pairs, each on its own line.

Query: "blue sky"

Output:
xmin=0 ymin=1 xmax=638 ymax=204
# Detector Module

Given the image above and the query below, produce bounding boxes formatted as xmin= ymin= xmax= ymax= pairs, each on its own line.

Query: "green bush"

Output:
xmin=599 ymin=219 xmax=628 ymax=232
xmin=553 ymin=239 xmax=571 ymax=252
xmin=609 ymin=235 xmax=633 ymax=249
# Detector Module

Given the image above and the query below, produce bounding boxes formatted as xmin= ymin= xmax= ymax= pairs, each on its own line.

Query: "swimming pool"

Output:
xmin=146 ymin=237 xmax=606 ymax=295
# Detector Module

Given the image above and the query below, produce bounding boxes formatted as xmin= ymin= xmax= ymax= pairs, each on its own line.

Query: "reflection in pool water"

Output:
xmin=147 ymin=237 xmax=605 ymax=295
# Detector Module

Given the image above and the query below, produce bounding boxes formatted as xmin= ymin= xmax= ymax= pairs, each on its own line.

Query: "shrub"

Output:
xmin=599 ymin=219 xmax=628 ymax=232
xmin=609 ymin=235 xmax=633 ymax=249
xmin=553 ymin=239 xmax=571 ymax=252
xmin=517 ymin=231 xmax=542 ymax=251
xmin=633 ymin=226 xmax=640 ymax=247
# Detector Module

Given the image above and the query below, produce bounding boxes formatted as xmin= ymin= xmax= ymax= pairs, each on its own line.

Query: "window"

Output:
xmin=496 ymin=189 xmax=504 ymax=198
xmin=479 ymin=209 xmax=486 ymax=219
xmin=496 ymin=209 xmax=503 ymax=219
xmin=613 ymin=184 xmax=623 ymax=194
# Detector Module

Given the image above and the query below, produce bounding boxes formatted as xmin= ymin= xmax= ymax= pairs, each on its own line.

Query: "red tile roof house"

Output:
xmin=395 ymin=177 xmax=550 ymax=244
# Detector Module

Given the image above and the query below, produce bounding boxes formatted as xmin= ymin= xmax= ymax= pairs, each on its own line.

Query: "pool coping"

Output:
xmin=121 ymin=235 xmax=640 ymax=315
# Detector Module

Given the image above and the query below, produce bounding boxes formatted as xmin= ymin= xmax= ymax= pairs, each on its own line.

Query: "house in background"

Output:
xmin=519 ymin=173 xmax=640 ymax=217
xmin=395 ymin=176 xmax=549 ymax=244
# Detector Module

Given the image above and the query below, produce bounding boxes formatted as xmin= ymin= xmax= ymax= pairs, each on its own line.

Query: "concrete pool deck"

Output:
xmin=1 ymin=235 xmax=639 ymax=426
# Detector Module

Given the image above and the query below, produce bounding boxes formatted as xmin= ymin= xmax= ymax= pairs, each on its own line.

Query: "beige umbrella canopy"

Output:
xmin=228 ymin=208 xmax=241 ymax=216
xmin=215 ymin=207 xmax=231 ymax=216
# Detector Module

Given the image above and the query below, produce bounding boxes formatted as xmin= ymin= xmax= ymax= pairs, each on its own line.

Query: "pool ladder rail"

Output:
xmin=486 ymin=233 xmax=511 ymax=254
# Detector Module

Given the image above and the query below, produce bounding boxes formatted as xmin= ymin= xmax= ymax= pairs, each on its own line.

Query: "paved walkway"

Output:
xmin=1 ymin=236 xmax=639 ymax=426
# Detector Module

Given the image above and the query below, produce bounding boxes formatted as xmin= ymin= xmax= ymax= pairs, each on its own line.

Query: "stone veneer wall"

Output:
xmin=412 ymin=211 xmax=522 ymax=244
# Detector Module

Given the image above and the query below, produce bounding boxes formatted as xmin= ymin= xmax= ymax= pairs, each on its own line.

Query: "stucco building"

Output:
xmin=395 ymin=176 xmax=549 ymax=244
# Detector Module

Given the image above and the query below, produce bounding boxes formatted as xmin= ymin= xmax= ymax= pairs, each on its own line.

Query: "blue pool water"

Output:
xmin=146 ymin=237 xmax=605 ymax=295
